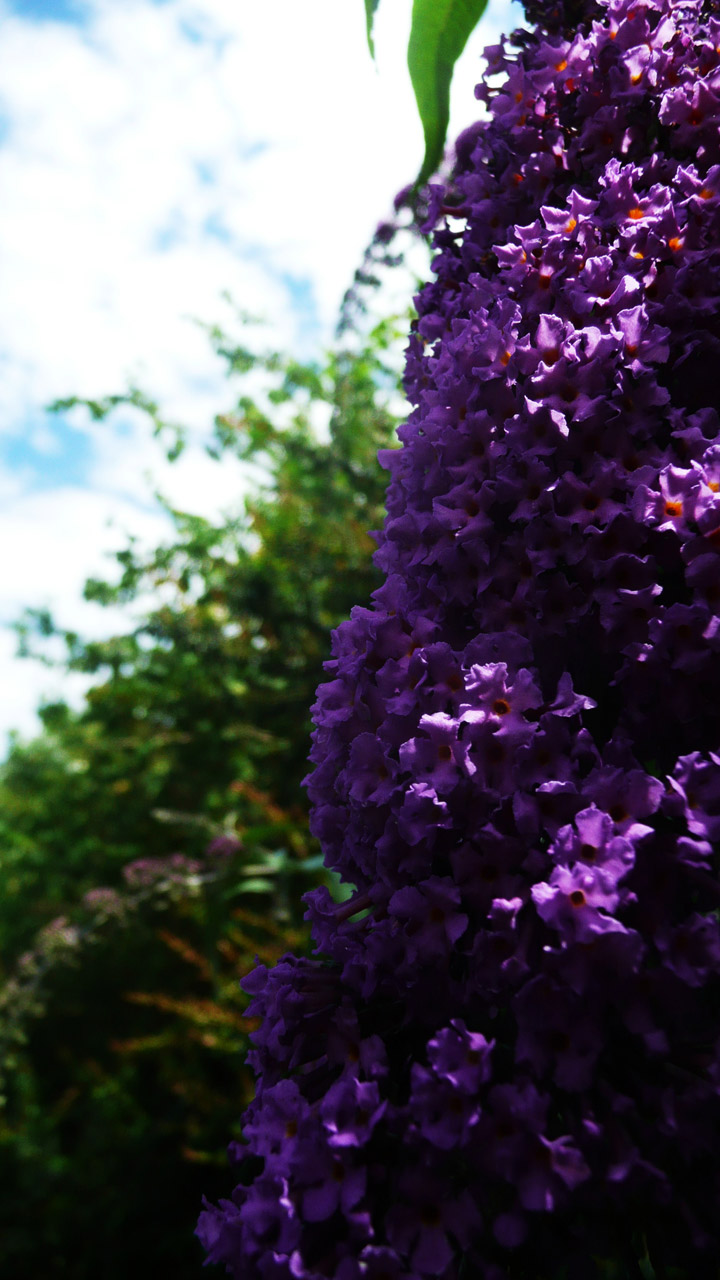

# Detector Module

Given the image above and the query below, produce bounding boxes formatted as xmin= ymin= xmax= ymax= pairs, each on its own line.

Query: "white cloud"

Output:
xmin=0 ymin=473 xmax=170 ymax=738
xmin=0 ymin=0 xmax=526 ymax=748
xmin=0 ymin=0 xmax=524 ymax=424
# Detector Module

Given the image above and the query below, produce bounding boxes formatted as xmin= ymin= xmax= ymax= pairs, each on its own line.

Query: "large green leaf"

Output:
xmin=408 ymin=0 xmax=489 ymax=186
xmin=364 ymin=0 xmax=381 ymax=57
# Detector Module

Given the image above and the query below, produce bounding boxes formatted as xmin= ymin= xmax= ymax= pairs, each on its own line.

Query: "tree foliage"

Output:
xmin=0 ymin=312 xmax=404 ymax=1278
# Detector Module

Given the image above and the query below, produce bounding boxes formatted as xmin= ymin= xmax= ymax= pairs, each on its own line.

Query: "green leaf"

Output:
xmin=222 ymin=878 xmax=274 ymax=896
xmin=364 ymin=0 xmax=381 ymax=57
xmin=407 ymin=0 xmax=489 ymax=186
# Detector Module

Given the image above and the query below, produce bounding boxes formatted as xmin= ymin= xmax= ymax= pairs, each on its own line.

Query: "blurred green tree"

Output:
xmin=0 ymin=310 xmax=404 ymax=1278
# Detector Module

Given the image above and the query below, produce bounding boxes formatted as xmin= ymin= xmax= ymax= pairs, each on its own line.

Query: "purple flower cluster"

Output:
xmin=198 ymin=0 xmax=720 ymax=1273
xmin=122 ymin=852 xmax=203 ymax=888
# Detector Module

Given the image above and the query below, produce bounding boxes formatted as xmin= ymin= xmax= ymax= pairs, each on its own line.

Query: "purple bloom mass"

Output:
xmin=198 ymin=0 xmax=720 ymax=1273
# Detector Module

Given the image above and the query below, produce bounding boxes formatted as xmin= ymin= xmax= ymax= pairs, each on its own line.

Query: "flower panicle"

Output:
xmin=199 ymin=0 xmax=720 ymax=1273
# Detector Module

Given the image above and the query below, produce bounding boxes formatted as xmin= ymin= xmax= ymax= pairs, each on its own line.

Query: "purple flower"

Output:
xmin=655 ymin=912 xmax=720 ymax=987
xmin=407 ymin=1063 xmax=482 ymax=1149
xmin=581 ymin=763 xmax=664 ymax=843
xmin=514 ymin=973 xmax=605 ymax=1090
xmin=196 ymin=1196 xmax=244 ymax=1269
xmin=550 ymin=804 xmax=636 ymax=882
xmin=385 ymin=1171 xmax=481 ymax=1276
xmin=319 ymin=1076 xmax=386 ymax=1148
xmin=341 ymin=733 xmax=398 ymax=805
xmin=205 ymin=834 xmax=243 ymax=858
xmin=297 ymin=1141 xmax=367 ymax=1224
xmin=634 ymin=463 xmax=704 ymax=533
xmin=387 ymin=877 xmax=469 ymax=962
xmin=531 ymin=862 xmax=631 ymax=944
xmin=426 ymin=1019 xmax=495 ymax=1094
xmin=200 ymin=0 xmax=720 ymax=1271
xmin=664 ymin=751 xmax=720 ymax=841
xmin=122 ymin=852 xmax=201 ymax=887
xmin=459 ymin=662 xmax=543 ymax=746
xmin=241 ymin=1079 xmax=312 ymax=1165
xmin=399 ymin=713 xmax=476 ymax=792
xmin=516 ymin=1134 xmax=591 ymax=1212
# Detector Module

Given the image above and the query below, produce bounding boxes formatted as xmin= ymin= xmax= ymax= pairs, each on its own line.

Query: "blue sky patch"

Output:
xmin=239 ymin=141 xmax=269 ymax=162
xmin=2 ymin=412 xmax=93 ymax=491
xmin=7 ymin=0 xmax=89 ymax=22
xmin=194 ymin=160 xmax=216 ymax=187
xmin=178 ymin=16 xmax=206 ymax=45
xmin=152 ymin=209 xmax=188 ymax=253
xmin=281 ymin=272 xmax=321 ymax=348
xmin=203 ymin=213 xmax=233 ymax=246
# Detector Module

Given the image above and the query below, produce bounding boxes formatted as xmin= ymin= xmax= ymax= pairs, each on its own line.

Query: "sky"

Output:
xmin=0 ymin=0 xmax=525 ymax=752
